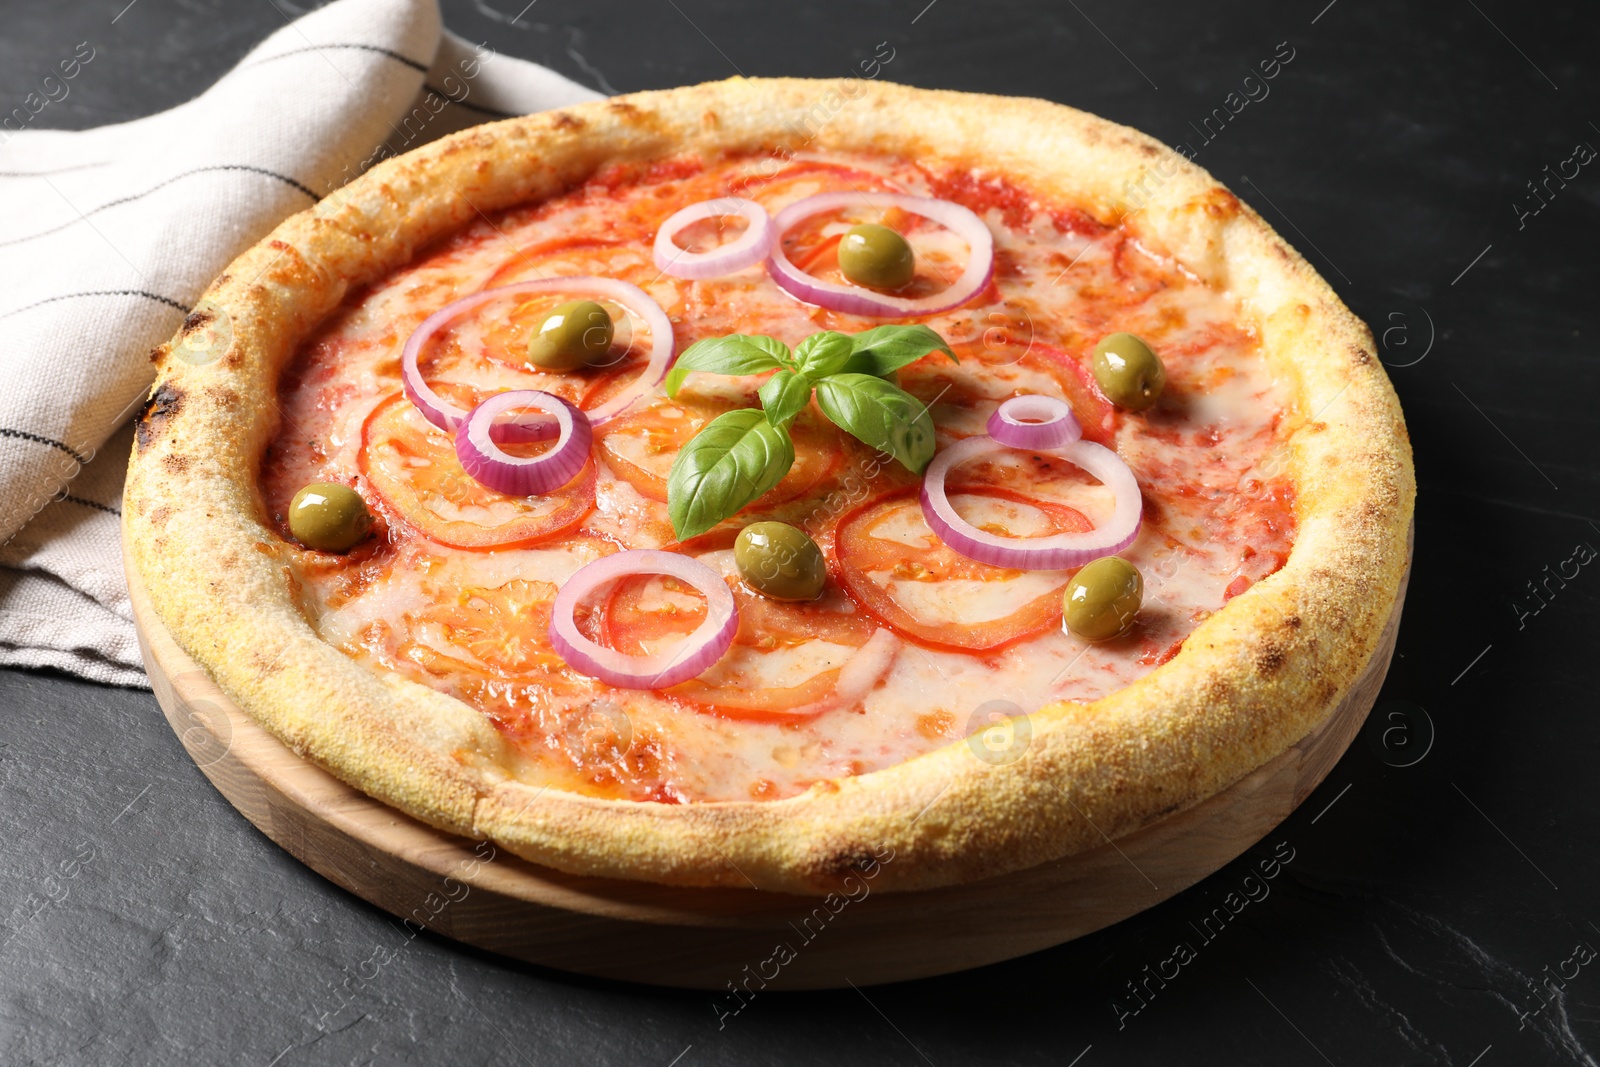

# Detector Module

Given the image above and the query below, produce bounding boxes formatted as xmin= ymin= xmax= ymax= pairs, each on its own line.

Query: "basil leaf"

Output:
xmin=793 ymin=331 xmax=854 ymax=379
xmin=666 ymin=408 xmax=795 ymax=540
xmin=843 ymin=324 xmax=958 ymax=378
xmin=665 ymin=334 xmax=792 ymax=397
xmin=812 ymin=373 xmax=937 ymax=474
xmin=758 ymin=369 xmax=813 ymax=432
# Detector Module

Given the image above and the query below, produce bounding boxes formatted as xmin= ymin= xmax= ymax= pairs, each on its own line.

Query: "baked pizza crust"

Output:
xmin=125 ymin=78 xmax=1414 ymax=893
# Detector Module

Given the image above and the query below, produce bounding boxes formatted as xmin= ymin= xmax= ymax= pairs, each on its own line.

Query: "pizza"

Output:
xmin=125 ymin=79 xmax=1414 ymax=893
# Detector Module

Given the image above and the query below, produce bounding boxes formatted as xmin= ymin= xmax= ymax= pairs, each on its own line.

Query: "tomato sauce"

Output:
xmin=260 ymin=149 xmax=1296 ymax=803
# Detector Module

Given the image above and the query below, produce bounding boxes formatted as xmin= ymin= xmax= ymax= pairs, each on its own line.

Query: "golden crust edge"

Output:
xmin=124 ymin=77 xmax=1415 ymax=894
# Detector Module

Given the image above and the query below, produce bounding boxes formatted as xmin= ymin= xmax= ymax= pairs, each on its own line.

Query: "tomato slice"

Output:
xmin=594 ymin=390 xmax=845 ymax=507
xmin=793 ymin=232 xmax=844 ymax=273
xmin=598 ymin=540 xmax=880 ymax=719
xmin=735 ymin=161 xmax=902 ymax=204
xmin=485 ymin=237 xmax=656 ymax=289
xmin=360 ymin=391 xmax=596 ymax=549
xmin=1019 ymin=342 xmax=1118 ymax=444
xmin=904 ymin=340 xmax=1118 ymax=446
xmin=436 ymin=578 xmax=568 ymax=675
xmin=835 ymin=487 xmax=1092 ymax=653
xmin=769 ymin=199 xmax=968 ymax=308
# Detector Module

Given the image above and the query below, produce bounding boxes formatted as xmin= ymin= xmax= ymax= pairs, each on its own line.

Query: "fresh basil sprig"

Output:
xmin=668 ymin=409 xmax=794 ymax=543
xmin=665 ymin=324 xmax=955 ymax=539
xmin=813 ymin=373 xmax=937 ymax=476
xmin=663 ymin=334 xmax=793 ymax=397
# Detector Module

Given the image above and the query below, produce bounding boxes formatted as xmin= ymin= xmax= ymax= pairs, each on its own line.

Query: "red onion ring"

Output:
xmin=920 ymin=436 xmax=1142 ymax=570
xmin=550 ymin=550 xmax=739 ymax=690
xmin=400 ymin=277 xmax=675 ymax=436
xmin=455 ymin=390 xmax=592 ymax=496
xmin=986 ymin=394 xmax=1082 ymax=450
xmin=652 ymin=197 xmax=774 ymax=280
xmin=766 ymin=192 xmax=994 ymax=317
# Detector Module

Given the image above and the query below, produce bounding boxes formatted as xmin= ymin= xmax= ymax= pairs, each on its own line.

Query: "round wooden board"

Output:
xmin=127 ymin=531 xmax=1409 ymax=990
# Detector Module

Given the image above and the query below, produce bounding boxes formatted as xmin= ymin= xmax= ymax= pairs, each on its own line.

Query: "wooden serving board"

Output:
xmin=129 ymin=535 xmax=1409 ymax=990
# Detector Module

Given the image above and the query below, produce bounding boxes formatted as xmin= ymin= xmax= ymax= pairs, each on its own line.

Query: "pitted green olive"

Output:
xmin=289 ymin=483 xmax=372 ymax=553
xmin=1063 ymin=556 xmax=1143 ymax=641
xmin=838 ymin=223 xmax=915 ymax=291
xmin=527 ymin=300 xmax=613 ymax=371
xmin=1092 ymin=332 xmax=1166 ymax=411
xmin=734 ymin=521 xmax=827 ymax=601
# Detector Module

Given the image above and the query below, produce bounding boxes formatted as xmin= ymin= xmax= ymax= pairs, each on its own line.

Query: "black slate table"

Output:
xmin=2 ymin=1 xmax=1597 ymax=1064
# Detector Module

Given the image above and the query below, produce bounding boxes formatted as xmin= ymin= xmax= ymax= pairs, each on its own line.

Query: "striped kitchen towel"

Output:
xmin=0 ymin=0 xmax=601 ymax=685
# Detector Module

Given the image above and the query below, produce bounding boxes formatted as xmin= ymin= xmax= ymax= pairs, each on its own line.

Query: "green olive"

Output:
xmin=1092 ymin=333 xmax=1167 ymax=411
xmin=527 ymin=300 xmax=613 ymax=371
xmin=288 ymin=483 xmax=372 ymax=553
xmin=734 ymin=521 xmax=827 ymax=601
xmin=1063 ymin=556 xmax=1143 ymax=642
xmin=837 ymin=223 xmax=915 ymax=291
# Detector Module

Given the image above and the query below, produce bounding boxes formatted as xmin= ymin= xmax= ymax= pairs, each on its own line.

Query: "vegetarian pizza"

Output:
xmin=126 ymin=79 xmax=1413 ymax=893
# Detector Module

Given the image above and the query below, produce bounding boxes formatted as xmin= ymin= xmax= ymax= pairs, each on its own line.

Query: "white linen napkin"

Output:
xmin=0 ymin=0 xmax=601 ymax=686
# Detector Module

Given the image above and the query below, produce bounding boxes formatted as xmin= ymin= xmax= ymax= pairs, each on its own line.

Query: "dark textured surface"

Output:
xmin=3 ymin=1 xmax=1598 ymax=1064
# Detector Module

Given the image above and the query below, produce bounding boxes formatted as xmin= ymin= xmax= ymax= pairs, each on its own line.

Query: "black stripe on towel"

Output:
xmin=0 ymin=428 xmax=89 ymax=466
xmin=0 ymin=165 xmax=319 ymax=248
xmin=243 ymin=43 xmax=429 ymax=73
xmin=60 ymin=495 xmax=121 ymax=517
xmin=0 ymin=289 xmax=187 ymax=322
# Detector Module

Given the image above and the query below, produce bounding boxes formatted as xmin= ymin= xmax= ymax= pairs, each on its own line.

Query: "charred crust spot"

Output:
xmin=1349 ymin=343 xmax=1372 ymax=366
xmin=1284 ymin=614 xmax=1303 ymax=629
xmin=147 ymin=345 xmax=166 ymax=365
xmin=150 ymin=506 xmax=172 ymax=527
xmin=181 ymin=309 xmax=214 ymax=336
xmin=606 ymin=101 xmax=642 ymax=119
xmin=552 ymin=112 xmax=586 ymax=131
xmin=1255 ymin=643 xmax=1287 ymax=676
xmin=136 ymin=383 xmax=183 ymax=451
xmin=816 ymin=847 xmax=884 ymax=880
xmin=163 ymin=454 xmax=190 ymax=474
xmin=1137 ymin=143 xmax=1159 ymax=157
xmin=203 ymin=385 xmax=240 ymax=408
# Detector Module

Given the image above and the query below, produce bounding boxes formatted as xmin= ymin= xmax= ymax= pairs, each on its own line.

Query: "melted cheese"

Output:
xmin=261 ymin=150 xmax=1296 ymax=803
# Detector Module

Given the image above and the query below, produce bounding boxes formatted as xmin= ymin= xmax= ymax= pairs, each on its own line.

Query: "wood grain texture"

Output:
xmin=129 ymin=531 xmax=1409 ymax=990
